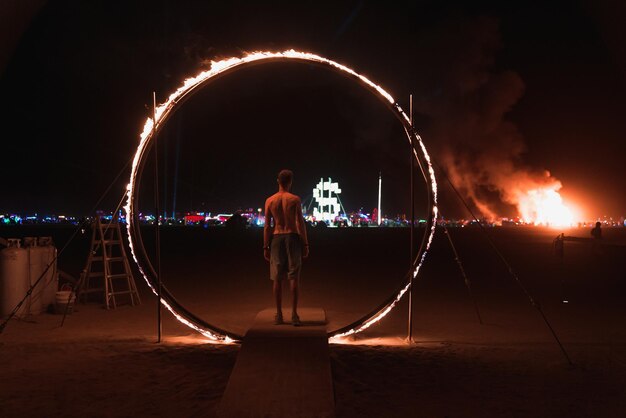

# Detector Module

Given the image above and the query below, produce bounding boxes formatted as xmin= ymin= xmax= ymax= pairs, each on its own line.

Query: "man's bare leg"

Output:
xmin=290 ymin=279 xmax=301 ymax=326
xmin=273 ymin=279 xmax=283 ymax=324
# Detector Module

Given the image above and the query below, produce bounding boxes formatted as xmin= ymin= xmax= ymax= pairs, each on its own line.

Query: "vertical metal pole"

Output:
xmin=377 ymin=172 xmax=382 ymax=226
xmin=153 ymin=92 xmax=163 ymax=343
xmin=408 ymin=94 xmax=415 ymax=342
xmin=172 ymin=119 xmax=182 ymax=219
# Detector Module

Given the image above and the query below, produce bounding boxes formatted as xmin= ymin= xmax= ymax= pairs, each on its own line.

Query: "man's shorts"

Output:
xmin=270 ymin=233 xmax=302 ymax=281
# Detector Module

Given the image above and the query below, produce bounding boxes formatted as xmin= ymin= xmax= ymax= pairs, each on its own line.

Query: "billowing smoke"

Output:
xmin=414 ymin=15 xmax=564 ymax=220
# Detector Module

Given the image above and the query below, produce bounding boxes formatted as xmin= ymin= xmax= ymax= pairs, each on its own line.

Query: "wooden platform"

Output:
xmin=217 ymin=308 xmax=334 ymax=418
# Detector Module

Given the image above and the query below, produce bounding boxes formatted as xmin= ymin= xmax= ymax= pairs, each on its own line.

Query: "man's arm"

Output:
xmin=263 ymin=199 xmax=273 ymax=261
xmin=295 ymin=198 xmax=309 ymax=258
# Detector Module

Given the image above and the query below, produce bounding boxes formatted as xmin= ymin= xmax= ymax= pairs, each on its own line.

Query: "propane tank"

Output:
xmin=0 ymin=239 xmax=30 ymax=318
xmin=22 ymin=237 xmax=58 ymax=315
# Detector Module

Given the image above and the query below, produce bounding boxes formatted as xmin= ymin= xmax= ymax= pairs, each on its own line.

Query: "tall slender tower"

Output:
xmin=377 ymin=172 xmax=382 ymax=226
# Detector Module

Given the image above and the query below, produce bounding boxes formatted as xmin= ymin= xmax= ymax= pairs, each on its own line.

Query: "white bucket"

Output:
xmin=55 ymin=290 xmax=76 ymax=314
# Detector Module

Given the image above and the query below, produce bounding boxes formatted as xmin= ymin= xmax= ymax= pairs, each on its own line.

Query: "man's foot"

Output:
xmin=274 ymin=312 xmax=284 ymax=325
xmin=291 ymin=313 xmax=301 ymax=327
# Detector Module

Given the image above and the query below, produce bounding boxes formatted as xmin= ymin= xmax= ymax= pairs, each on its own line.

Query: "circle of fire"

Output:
xmin=125 ymin=50 xmax=438 ymax=343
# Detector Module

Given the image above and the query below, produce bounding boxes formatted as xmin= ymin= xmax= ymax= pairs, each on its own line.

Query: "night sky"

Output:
xmin=1 ymin=0 xmax=625 ymax=220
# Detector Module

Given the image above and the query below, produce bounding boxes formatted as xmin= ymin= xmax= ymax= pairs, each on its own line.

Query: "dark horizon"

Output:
xmin=1 ymin=1 xmax=625 ymax=220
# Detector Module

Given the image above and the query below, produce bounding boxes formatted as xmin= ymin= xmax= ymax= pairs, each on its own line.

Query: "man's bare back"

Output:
xmin=264 ymin=190 xmax=309 ymax=260
xmin=265 ymin=191 xmax=306 ymax=236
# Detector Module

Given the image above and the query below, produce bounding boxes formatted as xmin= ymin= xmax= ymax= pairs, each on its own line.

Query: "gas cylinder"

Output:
xmin=23 ymin=237 xmax=58 ymax=314
xmin=0 ymin=239 xmax=29 ymax=318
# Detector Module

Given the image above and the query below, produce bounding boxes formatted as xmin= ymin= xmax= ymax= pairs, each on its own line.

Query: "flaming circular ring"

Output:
xmin=125 ymin=50 xmax=438 ymax=343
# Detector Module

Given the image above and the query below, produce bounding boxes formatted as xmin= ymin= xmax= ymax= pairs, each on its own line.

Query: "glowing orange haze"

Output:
xmin=470 ymin=168 xmax=582 ymax=227
xmin=515 ymin=185 xmax=580 ymax=227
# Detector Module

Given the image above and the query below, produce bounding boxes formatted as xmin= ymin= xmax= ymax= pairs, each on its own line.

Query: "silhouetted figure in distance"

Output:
xmin=591 ymin=221 xmax=602 ymax=240
xmin=590 ymin=221 xmax=603 ymax=256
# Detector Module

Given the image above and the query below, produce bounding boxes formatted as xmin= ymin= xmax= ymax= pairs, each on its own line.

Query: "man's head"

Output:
xmin=277 ymin=169 xmax=293 ymax=189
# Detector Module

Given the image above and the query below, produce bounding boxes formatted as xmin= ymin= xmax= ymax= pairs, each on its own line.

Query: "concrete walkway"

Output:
xmin=217 ymin=308 xmax=334 ymax=418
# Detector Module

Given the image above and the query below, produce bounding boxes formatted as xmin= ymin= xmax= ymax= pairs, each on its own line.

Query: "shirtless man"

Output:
xmin=263 ymin=169 xmax=309 ymax=325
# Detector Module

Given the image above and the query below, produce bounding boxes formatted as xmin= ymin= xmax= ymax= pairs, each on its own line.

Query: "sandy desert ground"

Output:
xmin=1 ymin=225 xmax=625 ymax=417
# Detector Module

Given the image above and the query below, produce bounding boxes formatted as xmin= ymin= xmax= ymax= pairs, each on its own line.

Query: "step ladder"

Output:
xmin=79 ymin=216 xmax=141 ymax=309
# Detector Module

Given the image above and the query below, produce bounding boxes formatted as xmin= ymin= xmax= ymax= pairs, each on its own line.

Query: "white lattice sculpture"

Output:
xmin=312 ymin=178 xmax=342 ymax=223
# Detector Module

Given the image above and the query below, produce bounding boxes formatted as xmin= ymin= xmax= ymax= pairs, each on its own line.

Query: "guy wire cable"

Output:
xmin=0 ymin=156 xmax=133 ymax=335
xmin=433 ymin=160 xmax=574 ymax=366
xmin=439 ymin=212 xmax=483 ymax=325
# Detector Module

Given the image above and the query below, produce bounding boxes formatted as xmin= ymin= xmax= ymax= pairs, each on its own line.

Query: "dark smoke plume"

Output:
xmin=414 ymin=16 xmax=562 ymax=219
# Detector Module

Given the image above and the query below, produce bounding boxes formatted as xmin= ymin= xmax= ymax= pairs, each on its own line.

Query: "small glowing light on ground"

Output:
xmin=329 ymin=336 xmax=447 ymax=347
xmin=329 ymin=337 xmax=413 ymax=346
xmin=164 ymin=335 xmax=232 ymax=345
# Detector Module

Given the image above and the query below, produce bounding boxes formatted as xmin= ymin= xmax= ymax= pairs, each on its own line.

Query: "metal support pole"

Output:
xmin=408 ymin=94 xmax=415 ymax=342
xmin=153 ymin=92 xmax=163 ymax=343
xmin=377 ymin=172 xmax=382 ymax=226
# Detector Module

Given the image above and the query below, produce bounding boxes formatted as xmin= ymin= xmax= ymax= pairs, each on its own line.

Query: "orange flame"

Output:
xmin=517 ymin=186 xmax=576 ymax=227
